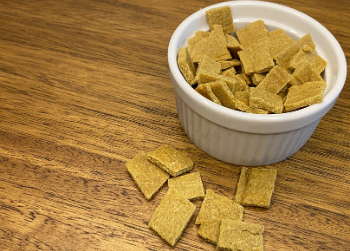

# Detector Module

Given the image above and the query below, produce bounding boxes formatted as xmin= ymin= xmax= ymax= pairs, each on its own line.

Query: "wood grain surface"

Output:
xmin=0 ymin=0 xmax=349 ymax=250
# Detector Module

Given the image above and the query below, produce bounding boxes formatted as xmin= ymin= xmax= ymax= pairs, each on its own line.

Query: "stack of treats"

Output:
xmin=178 ymin=6 xmax=327 ymax=114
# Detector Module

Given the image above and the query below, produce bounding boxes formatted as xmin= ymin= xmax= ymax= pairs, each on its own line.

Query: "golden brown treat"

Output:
xmin=236 ymin=20 xmax=268 ymax=48
xmin=148 ymin=187 xmax=196 ymax=246
xmin=177 ymin=46 xmax=196 ymax=85
xmin=195 ymin=30 xmax=210 ymax=37
xmin=250 ymin=87 xmax=284 ymax=114
xmin=195 ymin=70 xmax=237 ymax=91
xmin=218 ymin=60 xmax=237 ymax=71
xmin=277 ymin=84 xmax=291 ymax=100
xmin=284 ymin=81 xmax=326 ymax=112
xmin=222 ymin=67 xmax=237 ymax=77
xmin=206 ymin=6 xmax=235 ymax=34
xmin=195 ymin=189 xmax=243 ymax=225
xmin=234 ymin=91 xmax=268 ymax=114
xmin=228 ymin=58 xmax=241 ymax=66
xmin=188 ymin=25 xmax=232 ymax=63
xmin=125 ymin=152 xmax=170 ymax=200
xmin=275 ymin=34 xmax=316 ymax=73
xmin=196 ymin=83 xmax=222 ymax=105
xmin=197 ymin=54 xmax=221 ymax=75
xmin=235 ymin=166 xmax=277 ymax=208
xmin=251 ymin=73 xmax=266 ymax=86
xmin=268 ymin=32 xmax=294 ymax=60
xmin=268 ymin=28 xmax=285 ymax=37
xmin=257 ymin=65 xmax=291 ymax=95
xmin=210 ymin=80 xmax=236 ymax=109
xmin=217 ymin=219 xmax=264 ymax=251
xmin=198 ymin=220 xmax=222 ymax=244
xmin=226 ymin=35 xmax=243 ymax=58
xmin=238 ymin=41 xmax=274 ymax=75
xmin=235 ymin=74 xmax=250 ymax=90
xmin=288 ymin=45 xmax=327 ymax=74
xmin=168 ymin=172 xmax=205 ymax=200
xmin=148 ymin=145 xmax=193 ymax=177
xmin=289 ymin=61 xmax=313 ymax=86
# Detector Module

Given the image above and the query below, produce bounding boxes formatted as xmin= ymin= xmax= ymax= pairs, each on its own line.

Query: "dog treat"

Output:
xmin=284 ymin=81 xmax=327 ymax=112
xmin=222 ymin=67 xmax=237 ymax=77
xmin=197 ymin=54 xmax=222 ymax=75
xmin=268 ymin=31 xmax=294 ymax=60
xmin=217 ymin=219 xmax=264 ymax=251
xmin=198 ymin=220 xmax=222 ymax=244
xmin=238 ymin=41 xmax=274 ymax=75
xmin=288 ymin=45 xmax=327 ymax=74
xmin=206 ymin=6 xmax=235 ymax=34
xmin=226 ymin=35 xmax=243 ymax=58
xmin=196 ymin=83 xmax=222 ymax=105
xmin=268 ymin=28 xmax=285 ymax=37
xmin=168 ymin=172 xmax=205 ymax=200
xmin=250 ymin=87 xmax=284 ymax=114
xmin=125 ymin=152 xmax=170 ymax=200
xmin=235 ymin=166 xmax=277 ymax=208
xmin=257 ymin=65 xmax=291 ymax=95
xmin=196 ymin=30 xmax=210 ymax=37
xmin=148 ymin=145 xmax=193 ymax=177
xmin=251 ymin=73 xmax=266 ymax=86
xmin=235 ymin=91 xmax=268 ymax=114
xmin=218 ymin=60 xmax=237 ymax=70
xmin=275 ymin=34 xmax=316 ymax=73
xmin=236 ymin=20 xmax=268 ymax=48
xmin=188 ymin=24 xmax=231 ymax=63
xmin=195 ymin=189 xmax=243 ymax=225
xmin=178 ymin=46 xmax=196 ymax=85
xmin=148 ymin=187 xmax=196 ymax=246
xmin=210 ymin=80 xmax=236 ymax=109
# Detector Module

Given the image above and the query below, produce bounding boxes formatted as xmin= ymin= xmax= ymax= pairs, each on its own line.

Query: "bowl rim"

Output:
xmin=168 ymin=1 xmax=347 ymax=134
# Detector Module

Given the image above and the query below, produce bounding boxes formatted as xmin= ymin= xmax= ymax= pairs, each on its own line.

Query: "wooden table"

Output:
xmin=0 ymin=0 xmax=349 ymax=250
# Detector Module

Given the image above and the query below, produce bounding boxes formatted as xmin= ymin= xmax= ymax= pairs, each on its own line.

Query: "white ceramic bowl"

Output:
xmin=168 ymin=1 xmax=347 ymax=166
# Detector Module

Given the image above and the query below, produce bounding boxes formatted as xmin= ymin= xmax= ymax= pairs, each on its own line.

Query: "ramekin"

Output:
xmin=168 ymin=1 xmax=347 ymax=166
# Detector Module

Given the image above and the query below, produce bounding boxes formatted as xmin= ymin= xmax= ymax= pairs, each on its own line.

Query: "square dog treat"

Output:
xmin=217 ymin=219 xmax=264 ymax=251
xmin=178 ymin=46 xmax=196 ymax=85
xmin=268 ymin=28 xmax=285 ymax=37
xmin=126 ymin=152 xmax=170 ymax=200
xmin=195 ymin=189 xmax=243 ymax=225
xmin=206 ymin=6 xmax=235 ymax=34
xmin=250 ymin=87 xmax=283 ymax=114
xmin=289 ymin=60 xmax=312 ymax=86
xmin=195 ymin=30 xmax=210 ymax=37
xmin=251 ymin=73 xmax=266 ymax=86
xmin=288 ymin=45 xmax=327 ymax=74
xmin=226 ymin=35 xmax=243 ymax=58
xmin=148 ymin=145 xmax=193 ymax=177
xmin=210 ymin=80 xmax=236 ymax=109
xmin=235 ymin=166 xmax=277 ymax=208
xmin=257 ymin=65 xmax=291 ymax=95
xmin=284 ymin=81 xmax=326 ymax=112
xmin=218 ymin=60 xmax=237 ymax=71
xmin=236 ymin=20 xmax=268 ymax=48
xmin=275 ymin=34 xmax=315 ymax=73
xmin=148 ymin=188 xmax=196 ymax=246
xmin=268 ymin=31 xmax=294 ymax=60
xmin=222 ymin=67 xmax=237 ymax=77
xmin=238 ymin=41 xmax=274 ymax=75
xmin=188 ymin=24 xmax=231 ymax=63
xmin=196 ymin=83 xmax=222 ymax=105
xmin=235 ymin=91 xmax=268 ymax=114
xmin=197 ymin=54 xmax=222 ymax=75
xmin=198 ymin=220 xmax=222 ymax=244
xmin=168 ymin=172 xmax=205 ymax=200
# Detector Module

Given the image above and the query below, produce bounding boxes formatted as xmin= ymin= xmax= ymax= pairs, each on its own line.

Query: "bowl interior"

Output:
xmin=168 ymin=1 xmax=347 ymax=134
